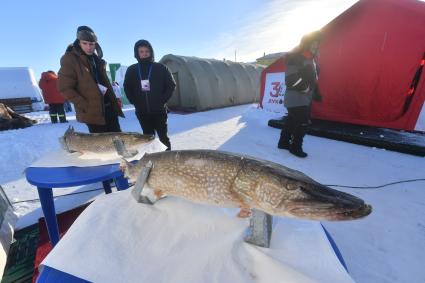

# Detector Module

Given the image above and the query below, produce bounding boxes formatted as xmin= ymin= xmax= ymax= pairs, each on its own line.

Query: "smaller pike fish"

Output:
xmin=59 ymin=126 xmax=154 ymax=157
xmin=120 ymin=150 xmax=372 ymax=221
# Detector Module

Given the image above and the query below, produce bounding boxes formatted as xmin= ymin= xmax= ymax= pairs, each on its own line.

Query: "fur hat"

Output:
xmin=76 ymin=26 xmax=97 ymax=42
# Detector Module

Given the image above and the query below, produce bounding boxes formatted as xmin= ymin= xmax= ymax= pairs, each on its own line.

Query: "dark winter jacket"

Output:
xmin=124 ymin=40 xmax=176 ymax=114
xmin=39 ymin=72 xmax=65 ymax=104
xmin=283 ymin=52 xmax=317 ymax=108
xmin=58 ymin=43 xmax=124 ymax=125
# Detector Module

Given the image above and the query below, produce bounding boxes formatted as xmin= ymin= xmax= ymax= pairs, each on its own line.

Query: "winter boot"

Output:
xmin=277 ymin=132 xmax=291 ymax=150
xmin=58 ymin=114 xmax=68 ymax=123
xmin=50 ymin=115 xmax=58 ymax=124
xmin=289 ymin=143 xmax=307 ymax=158
xmin=289 ymin=127 xmax=307 ymax=158
xmin=278 ymin=114 xmax=296 ymax=150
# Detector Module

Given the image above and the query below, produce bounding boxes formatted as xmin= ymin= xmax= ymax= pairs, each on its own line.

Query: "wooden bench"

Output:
xmin=0 ymin=97 xmax=33 ymax=113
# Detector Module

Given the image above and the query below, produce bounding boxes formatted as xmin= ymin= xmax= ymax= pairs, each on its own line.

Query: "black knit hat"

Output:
xmin=76 ymin=26 xmax=97 ymax=42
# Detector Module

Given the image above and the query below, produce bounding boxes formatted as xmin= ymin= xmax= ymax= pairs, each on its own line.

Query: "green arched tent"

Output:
xmin=160 ymin=55 xmax=264 ymax=111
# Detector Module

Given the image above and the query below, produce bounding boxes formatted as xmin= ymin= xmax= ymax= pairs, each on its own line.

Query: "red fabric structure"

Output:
xmin=260 ymin=0 xmax=425 ymax=131
xmin=39 ymin=72 xmax=66 ymax=104
xmin=312 ymin=0 xmax=425 ymax=131
xmin=259 ymin=57 xmax=286 ymax=108
xmin=32 ymin=204 xmax=90 ymax=282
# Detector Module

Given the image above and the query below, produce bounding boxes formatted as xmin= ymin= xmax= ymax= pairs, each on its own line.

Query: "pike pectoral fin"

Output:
xmin=113 ymin=137 xmax=136 ymax=158
xmin=119 ymin=159 xmax=131 ymax=176
xmin=237 ymin=205 xmax=252 ymax=218
xmin=113 ymin=137 xmax=125 ymax=155
xmin=154 ymin=189 xmax=165 ymax=199
xmin=131 ymin=161 xmax=153 ymax=204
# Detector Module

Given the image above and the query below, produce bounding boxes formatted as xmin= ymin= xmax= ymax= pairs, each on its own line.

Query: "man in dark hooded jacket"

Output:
xmin=277 ymin=31 xmax=321 ymax=158
xmin=124 ymin=40 xmax=176 ymax=150
xmin=58 ymin=26 xmax=124 ymax=133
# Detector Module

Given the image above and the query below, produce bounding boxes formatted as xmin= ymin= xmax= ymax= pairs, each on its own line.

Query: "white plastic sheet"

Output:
xmin=41 ymin=190 xmax=354 ymax=283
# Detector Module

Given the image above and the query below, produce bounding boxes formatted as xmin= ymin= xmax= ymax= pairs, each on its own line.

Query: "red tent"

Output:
xmin=261 ymin=0 xmax=425 ymax=131
xmin=259 ymin=57 xmax=286 ymax=113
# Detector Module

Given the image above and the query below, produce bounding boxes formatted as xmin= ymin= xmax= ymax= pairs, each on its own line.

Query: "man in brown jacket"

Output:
xmin=58 ymin=26 xmax=124 ymax=133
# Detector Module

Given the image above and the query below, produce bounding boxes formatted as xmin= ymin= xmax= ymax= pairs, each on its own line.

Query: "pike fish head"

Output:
xmin=276 ymin=179 xmax=372 ymax=221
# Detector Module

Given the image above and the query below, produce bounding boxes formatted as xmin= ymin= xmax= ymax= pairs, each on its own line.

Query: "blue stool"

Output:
xmin=25 ymin=164 xmax=129 ymax=247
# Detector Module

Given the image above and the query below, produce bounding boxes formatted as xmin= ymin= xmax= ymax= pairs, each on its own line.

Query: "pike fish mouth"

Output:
xmin=289 ymin=203 xmax=372 ymax=221
xmin=288 ymin=185 xmax=372 ymax=221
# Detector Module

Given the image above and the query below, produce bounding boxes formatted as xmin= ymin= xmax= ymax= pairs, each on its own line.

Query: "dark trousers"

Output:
xmin=279 ymin=106 xmax=310 ymax=147
xmin=87 ymin=105 xmax=121 ymax=133
xmin=49 ymin=104 xmax=67 ymax=123
xmin=136 ymin=112 xmax=171 ymax=150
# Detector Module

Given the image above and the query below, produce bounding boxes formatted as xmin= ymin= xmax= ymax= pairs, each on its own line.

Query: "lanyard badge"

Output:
xmin=98 ymin=84 xmax=108 ymax=95
xmin=141 ymin=80 xmax=150 ymax=91
xmin=138 ymin=64 xmax=153 ymax=93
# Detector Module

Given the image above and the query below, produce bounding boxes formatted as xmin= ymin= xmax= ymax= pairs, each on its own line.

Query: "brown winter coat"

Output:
xmin=58 ymin=45 xmax=124 ymax=125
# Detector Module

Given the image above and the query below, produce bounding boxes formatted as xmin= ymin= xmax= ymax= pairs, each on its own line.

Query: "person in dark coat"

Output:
xmin=39 ymin=71 xmax=67 ymax=123
xmin=277 ymin=31 xmax=321 ymax=158
xmin=124 ymin=39 xmax=176 ymax=150
xmin=58 ymin=26 xmax=124 ymax=133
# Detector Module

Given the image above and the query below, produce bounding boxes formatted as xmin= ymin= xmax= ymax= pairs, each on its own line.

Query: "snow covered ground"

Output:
xmin=1 ymin=104 xmax=424 ymax=283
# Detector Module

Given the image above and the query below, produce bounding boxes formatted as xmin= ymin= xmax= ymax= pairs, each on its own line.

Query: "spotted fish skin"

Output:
xmin=59 ymin=126 xmax=155 ymax=155
xmin=121 ymin=150 xmax=372 ymax=221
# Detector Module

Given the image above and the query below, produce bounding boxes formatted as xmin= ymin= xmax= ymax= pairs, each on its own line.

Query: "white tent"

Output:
xmin=160 ymin=55 xmax=264 ymax=111
xmin=0 ymin=67 xmax=44 ymax=112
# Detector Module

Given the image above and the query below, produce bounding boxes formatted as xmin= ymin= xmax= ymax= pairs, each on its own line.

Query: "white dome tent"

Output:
xmin=0 ymin=67 xmax=45 ymax=113
xmin=159 ymin=55 xmax=264 ymax=111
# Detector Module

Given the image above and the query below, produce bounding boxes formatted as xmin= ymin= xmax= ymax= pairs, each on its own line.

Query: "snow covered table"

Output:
xmin=37 ymin=189 xmax=355 ymax=283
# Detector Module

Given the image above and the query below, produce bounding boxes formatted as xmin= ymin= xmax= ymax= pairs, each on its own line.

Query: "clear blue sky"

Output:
xmin=0 ymin=0 xmax=358 ymax=80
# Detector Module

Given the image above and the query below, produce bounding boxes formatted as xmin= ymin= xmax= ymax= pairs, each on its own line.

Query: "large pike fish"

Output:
xmin=59 ymin=126 xmax=155 ymax=157
xmin=120 ymin=150 xmax=372 ymax=221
